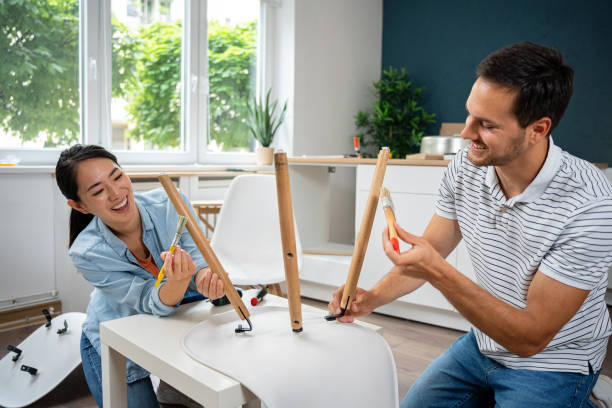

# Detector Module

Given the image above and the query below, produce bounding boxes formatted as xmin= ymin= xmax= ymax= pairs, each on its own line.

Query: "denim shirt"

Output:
xmin=70 ymin=187 xmax=208 ymax=382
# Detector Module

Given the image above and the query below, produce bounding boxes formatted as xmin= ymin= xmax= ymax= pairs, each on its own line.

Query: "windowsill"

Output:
xmin=0 ymin=163 xmax=274 ymax=176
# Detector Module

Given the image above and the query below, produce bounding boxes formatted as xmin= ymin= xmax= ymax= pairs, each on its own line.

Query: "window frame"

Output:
xmin=0 ymin=0 xmax=270 ymax=166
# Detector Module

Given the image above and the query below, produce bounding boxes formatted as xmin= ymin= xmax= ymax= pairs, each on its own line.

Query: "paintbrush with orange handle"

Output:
xmin=380 ymin=187 xmax=399 ymax=253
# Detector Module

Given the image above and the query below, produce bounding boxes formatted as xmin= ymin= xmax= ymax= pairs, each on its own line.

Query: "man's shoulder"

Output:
xmin=554 ymin=151 xmax=612 ymax=201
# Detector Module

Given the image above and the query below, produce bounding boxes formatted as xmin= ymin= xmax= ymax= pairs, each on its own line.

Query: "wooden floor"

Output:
xmin=1 ymin=300 xmax=611 ymax=406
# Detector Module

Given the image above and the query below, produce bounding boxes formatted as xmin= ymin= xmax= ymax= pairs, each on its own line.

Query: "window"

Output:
xmin=0 ymin=0 xmax=269 ymax=165
xmin=207 ymin=0 xmax=259 ymax=154
xmin=110 ymin=0 xmax=185 ymax=153
xmin=0 ymin=0 xmax=80 ymax=160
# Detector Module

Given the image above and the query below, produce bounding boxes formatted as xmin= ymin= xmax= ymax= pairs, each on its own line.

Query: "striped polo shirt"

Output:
xmin=435 ymin=138 xmax=612 ymax=374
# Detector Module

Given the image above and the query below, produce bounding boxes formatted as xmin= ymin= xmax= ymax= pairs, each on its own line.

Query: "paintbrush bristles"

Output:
xmin=176 ymin=215 xmax=188 ymax=234
xmin=380 ymin=187 xmax=395 ymax=213
xmin=380 ymin=187 xmax=390 ymax=199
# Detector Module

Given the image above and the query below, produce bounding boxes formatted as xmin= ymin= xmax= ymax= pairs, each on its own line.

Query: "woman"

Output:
xmin=55 ymin=144 xmax=225 ymax=407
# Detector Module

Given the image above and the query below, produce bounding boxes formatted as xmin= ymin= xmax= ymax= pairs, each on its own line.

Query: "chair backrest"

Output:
xmin=210 ymin=174 xmax=302 ymax=285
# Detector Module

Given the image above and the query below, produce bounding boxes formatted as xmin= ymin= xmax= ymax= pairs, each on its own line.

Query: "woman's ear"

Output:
xmin=68 ymin=199 xmax=90 ymax=215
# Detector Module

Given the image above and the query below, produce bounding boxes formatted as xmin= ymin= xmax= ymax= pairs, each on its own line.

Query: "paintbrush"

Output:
xmin=155 ymin=215 xmax=188 ymax=289
xmin=380 ymin=187 xmax=399 ymax=253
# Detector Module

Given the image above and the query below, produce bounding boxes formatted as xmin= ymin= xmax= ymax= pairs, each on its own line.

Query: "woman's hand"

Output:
xmin=160 ymin=246 xmax=195 ymax=283
xmin=195 ymin=267 xmax=225 ymax=300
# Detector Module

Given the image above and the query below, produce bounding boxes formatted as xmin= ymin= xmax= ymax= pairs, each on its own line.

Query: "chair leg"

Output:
xmin=197 ymin=213 xmax=215 ymax=237
xmin=267 ymin=283 xmax=283 ymax=297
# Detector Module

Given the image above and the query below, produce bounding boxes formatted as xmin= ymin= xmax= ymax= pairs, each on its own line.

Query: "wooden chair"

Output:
xmin=191 ymin=200 xmax=223 ymax=239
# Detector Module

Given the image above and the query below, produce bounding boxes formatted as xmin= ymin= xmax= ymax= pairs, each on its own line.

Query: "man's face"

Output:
xmin=461 ymin=78 xmax=528 ymax=167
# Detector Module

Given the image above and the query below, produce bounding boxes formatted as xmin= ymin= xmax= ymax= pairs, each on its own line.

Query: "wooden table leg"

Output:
xmin=102 ymin=342 xmax=127 ymax=408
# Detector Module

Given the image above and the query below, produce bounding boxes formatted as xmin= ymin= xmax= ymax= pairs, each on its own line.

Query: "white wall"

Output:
xmin=292 ymin=0 xmax=382 ymax=156
xmin=288 ymin=0 xmax=383 ymax=244
xmin=269 ymin=0 xmax=295 ymax=155
xmin=0 ymin=171 xmax=93 ymax=314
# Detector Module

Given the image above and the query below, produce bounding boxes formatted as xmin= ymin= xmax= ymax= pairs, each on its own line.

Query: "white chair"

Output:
xmin=210 ymin=174 xmax=302 ymax=296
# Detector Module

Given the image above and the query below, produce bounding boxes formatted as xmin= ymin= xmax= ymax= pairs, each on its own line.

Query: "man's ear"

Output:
xmin=67 ymin=199 xmax=90 ymax=215
xmin=527 ymin=117 xmax=552 ymax=144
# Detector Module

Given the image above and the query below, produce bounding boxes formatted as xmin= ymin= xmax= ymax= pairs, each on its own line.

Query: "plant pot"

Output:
xmin=255 ymin=146 xmax=274 ymax=165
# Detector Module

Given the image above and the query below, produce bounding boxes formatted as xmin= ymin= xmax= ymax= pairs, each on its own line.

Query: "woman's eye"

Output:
xmin=114 ymin=173 xmax=123 ymax=181
xmin=92 ymin=189 xmax=103 ymax=196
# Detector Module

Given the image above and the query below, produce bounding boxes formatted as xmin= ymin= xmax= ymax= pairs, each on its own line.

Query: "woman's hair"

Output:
xmin=55 ymin=144 xmax=119 ymax=247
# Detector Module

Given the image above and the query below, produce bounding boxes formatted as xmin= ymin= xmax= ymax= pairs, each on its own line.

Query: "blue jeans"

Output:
xmin=401 ymin=330 xmax=600 ymax=408
xmin=80 ymin=331 xmax=159 ymax=407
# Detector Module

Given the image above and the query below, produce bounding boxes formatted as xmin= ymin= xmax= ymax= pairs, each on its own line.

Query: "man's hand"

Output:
xmin=195 ymin=267 xmax=225 ymax=300
xmin=327 ymin=284 xmax=378 ymax=323
xmin=382 ymin=224 xmax=445 ymax=281
xmin=160 ymin=246 xmax=195 ymax=283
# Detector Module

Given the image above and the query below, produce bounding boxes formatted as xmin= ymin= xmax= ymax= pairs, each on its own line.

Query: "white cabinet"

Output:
xmin=295 ymin=161 xmax=474 ymax=331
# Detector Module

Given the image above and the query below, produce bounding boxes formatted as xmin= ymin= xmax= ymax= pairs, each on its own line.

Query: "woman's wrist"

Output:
xmin=159 ymin=277 xmax=191 ymax=306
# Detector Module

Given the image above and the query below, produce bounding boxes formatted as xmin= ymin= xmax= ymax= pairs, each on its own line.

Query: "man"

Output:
xmin=329 ymin=42 xmax=612 ymax=407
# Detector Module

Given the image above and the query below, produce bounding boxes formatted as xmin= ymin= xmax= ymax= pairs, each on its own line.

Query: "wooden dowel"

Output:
xmin=158 ymin=174 xmax=250 ymax=322
xmin=274 ymin=152 xmax=303 ymax=332
xmin=340 ymin=148 xmax=390 ymax=311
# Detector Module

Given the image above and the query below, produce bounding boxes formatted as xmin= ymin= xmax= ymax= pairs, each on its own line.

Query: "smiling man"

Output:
xmin=329 ymin=42 xmax=612 ymax=407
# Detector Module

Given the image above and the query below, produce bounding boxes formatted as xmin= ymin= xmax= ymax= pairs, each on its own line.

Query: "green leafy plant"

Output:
xmin=355 ymin=67 xmax=436 ymax=158
xmin=246 ymin=89 xmax=287 ymax=148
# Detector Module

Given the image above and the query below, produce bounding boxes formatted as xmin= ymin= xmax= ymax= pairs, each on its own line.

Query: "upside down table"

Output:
xmin=100 ymin=292 xmax=390 ymax=408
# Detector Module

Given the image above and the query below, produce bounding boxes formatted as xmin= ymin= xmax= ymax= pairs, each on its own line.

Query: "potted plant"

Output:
xmin=246 ymin=89 xmax=287 ymax=165
xmin=355 ymin=67 xmax=436 ymax=158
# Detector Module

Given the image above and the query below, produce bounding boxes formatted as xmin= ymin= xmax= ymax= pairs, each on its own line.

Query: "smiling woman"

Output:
xmin=54 ymin=144 xmax=227 ymax=406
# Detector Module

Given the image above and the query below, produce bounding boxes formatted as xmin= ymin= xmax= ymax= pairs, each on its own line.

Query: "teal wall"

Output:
xmin=382 ymin=0 xmax=612 ymax=163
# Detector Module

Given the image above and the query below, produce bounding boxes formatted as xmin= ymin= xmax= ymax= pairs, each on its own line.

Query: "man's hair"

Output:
xmin=476 ymin=42 xmax=574 ymax=133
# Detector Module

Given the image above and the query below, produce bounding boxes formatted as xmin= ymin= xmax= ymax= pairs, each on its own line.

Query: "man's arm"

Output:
xmin=422 ymin=213 xmax=463 ymax=258
xmin=328 ymin=213 xmax=463 ymax=322
xmin=369 ymin=214 xmax=463 ymax=304
xmin=385 ymin=224 xmax=590 ymax=357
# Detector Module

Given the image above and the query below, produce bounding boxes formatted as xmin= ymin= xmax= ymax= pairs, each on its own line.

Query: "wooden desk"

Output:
xmin=100 ymin=293 xmax=381 ymax=408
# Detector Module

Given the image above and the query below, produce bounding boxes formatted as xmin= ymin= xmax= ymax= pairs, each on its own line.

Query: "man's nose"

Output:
xmin=461 ymin=117 xmax=476 ymax=140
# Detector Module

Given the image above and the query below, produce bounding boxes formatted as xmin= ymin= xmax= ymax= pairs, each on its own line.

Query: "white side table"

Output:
xmin=100 ymin=293 xmax=381 ymax=407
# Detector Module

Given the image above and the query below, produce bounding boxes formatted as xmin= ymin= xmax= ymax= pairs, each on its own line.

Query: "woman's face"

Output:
xmin=69 ymin=157 xmax=138 ymax=230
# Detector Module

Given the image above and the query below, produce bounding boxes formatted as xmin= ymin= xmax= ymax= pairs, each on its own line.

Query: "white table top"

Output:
xmin=99 ymin=292 xmax=381 ymax=407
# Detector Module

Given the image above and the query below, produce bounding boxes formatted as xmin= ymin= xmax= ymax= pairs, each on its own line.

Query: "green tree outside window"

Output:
xmin=0 ymin=1 xmax=257 ymax=152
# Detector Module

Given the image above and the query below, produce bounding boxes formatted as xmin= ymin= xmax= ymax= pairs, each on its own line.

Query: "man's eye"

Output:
xmin=92 ymin=189 xmax=103 ymax=196
xmin=114 ymin=173 xmax=123 ymax=181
